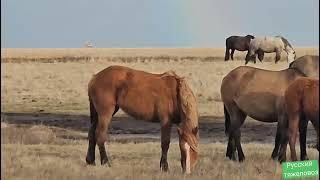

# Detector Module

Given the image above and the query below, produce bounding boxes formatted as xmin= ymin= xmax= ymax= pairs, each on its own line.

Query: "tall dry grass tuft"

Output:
xmin=2 ymin=140 xmax=319 ymax=180
xmin=1 ymin=124 xmax=56 ymax=144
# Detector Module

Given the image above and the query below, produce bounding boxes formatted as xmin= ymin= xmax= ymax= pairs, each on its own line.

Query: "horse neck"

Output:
xmin=287 ymin=68 xmax=306 ymax=79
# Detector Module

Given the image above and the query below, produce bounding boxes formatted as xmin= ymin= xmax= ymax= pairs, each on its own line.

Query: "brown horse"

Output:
xmin=85 ymin=66 xmax=199 ymax=174
xmin=220 ymin=55 xmax=319 ymax=162
xmin=289 ymin=55 xmax=319 ymax=78
xmin=225 ymin=35 xmax=255 ymax=61
xmin=279 ymin=78 xmax=319 ymax=162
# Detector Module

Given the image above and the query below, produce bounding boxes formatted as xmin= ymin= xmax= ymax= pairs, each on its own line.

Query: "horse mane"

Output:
xmin=288 ymin=66 xmax=307 ymax=77
xmin=161 ymin=70 xmax=179 ymax=78
xmin=277 ymin=36 xmax=293 ymax=49
xmin=176 ymin=78 xmax=199 ymax=152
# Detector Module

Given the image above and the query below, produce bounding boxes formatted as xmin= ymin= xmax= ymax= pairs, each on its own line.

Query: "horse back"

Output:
xmin=221 ymin=66 xmax=303 ymax=121
xmin=222 ymin=66 xmax=298 ymax=96
xmin=226 ymin=36 xmax=251 ymax=50
xmin=290 ymin=55 xmax=319 ymax=78
xmin=89 ymin=66 xmax=179 ymax=122
xmin=285 ymin=78 xmax=319 ymax=121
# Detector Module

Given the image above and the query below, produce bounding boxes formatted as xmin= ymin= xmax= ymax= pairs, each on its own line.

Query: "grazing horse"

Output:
xmin=225 ymin=35 xmax=255 ymax=61
xmin=85 ymin=66 xmax=199 ymax=174
xmin=245 ymin=36 xmax=296 ymax=65
xmin=220 ymin=55 xmax=319 ymax=162
xmin=278 ymin=78 xmax=319 ymax=162
xmin=289 ymin=55 xmax=319 ymax=78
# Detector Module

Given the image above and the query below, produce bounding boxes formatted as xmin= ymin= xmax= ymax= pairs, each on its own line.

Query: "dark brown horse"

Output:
xmin=225 ymin=35 xmax=255 ymax=61
xmin=220 ymin=55 xmax=319 ymax=162
xmin=279 ymin=78 xmax=319 ymax=162
xmin=85 ymin=66 xmax=199 ymax=174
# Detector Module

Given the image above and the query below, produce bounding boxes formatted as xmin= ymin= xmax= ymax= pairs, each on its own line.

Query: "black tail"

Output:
xmin=224 ymin=105 xmax=230 ymax=135
xmin=89 ymin=99 xmax=98 ymax=124
xmin=225 ymin=47 xmax=230 ymax=61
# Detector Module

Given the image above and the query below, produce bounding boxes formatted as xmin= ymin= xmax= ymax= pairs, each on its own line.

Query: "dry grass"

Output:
xmin=2 ymin=47 xmax=318 ymax=59
xmin=1 ymin=48 xmax=319 ymax=180
xmin=2 ymin=47 xmax=318 ymax=116
xmin=1 ymin=60 xmax=289 ymax=116
xmin=2 ymin=124 xmax=319 ymax=180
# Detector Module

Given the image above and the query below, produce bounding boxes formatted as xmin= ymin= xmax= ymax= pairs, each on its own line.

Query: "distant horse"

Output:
xmin=278 ymin=78 xmax=319 ymax=162
xmin=245 ymin=36 xmax=296 ymax=64
xmin=220 ymin=55 xmax=319 ymax=162
xmin=225 ymin=35 xmax=255 ymax=61
xmin=85 ymin=66 xmax=199 ymax=174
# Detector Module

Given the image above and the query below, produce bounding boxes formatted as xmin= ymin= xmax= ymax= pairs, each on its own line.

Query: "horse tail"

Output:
xmin=89 ymin=98 xmax=98 ymax=124
xmin=88 ymin=74 xmax=98 ymax=124
xmin=278 ymin=36 xmax=293 ymax=49
xmin=225 ymin=38 xmax=230 ymax=61
xmin=224 ymin=105 xmax=230 ymax=135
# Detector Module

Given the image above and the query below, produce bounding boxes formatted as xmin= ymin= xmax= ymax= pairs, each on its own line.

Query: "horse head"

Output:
xmin=176 ymin=78 xmax=199 ymax=174
xmin=286 ymin=48 xmax=296 ymax=64
xmin=245 ymin=35 xmax=255 ymax=39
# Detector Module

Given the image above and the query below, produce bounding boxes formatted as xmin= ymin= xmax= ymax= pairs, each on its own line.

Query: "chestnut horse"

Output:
xmin=220 ymin=55 xmax=319 ymax=162
xmin=279 ymin=78 xmax=319 ymax=162
xmin=85 ymin=66 xmax=199 ymax=174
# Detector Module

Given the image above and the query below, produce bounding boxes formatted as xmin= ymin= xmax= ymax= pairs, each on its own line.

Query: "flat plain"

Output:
xmin=1 ymin=48 xmax=319 ymax=180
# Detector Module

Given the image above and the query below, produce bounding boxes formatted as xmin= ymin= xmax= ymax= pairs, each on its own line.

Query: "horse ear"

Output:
xmin=177 ymin=127 xmax=183 ymax=136
xmin=192 ymin=127 xmax=198 ymax=135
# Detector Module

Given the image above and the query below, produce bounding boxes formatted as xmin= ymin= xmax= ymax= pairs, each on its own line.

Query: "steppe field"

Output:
xmin=1 ymin=48 xmax=319 ymax=180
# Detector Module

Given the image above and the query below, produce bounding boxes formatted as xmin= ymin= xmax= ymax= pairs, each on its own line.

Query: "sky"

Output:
xmin=1 ymin=0 xmax=319 ymax=48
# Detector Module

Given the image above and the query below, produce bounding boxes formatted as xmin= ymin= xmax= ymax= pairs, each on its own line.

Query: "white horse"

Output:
xmin=245 ymin=36 xmax=296 ymax=65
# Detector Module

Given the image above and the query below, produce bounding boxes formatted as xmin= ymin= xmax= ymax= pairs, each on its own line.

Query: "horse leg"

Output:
xmin=86 ymin=101 xmax=98 ymax=165
xmin=231 ymin=49 xmax=235 ymax=60
xmin=225 ymin=48 xmax=230 ymax=61
xmin=275 ymin=50 xmax=281 ymax=63
xmin=96 ymin=106 xmax=115 ymax=166
xmin=288 ymin=113 xmax=300 ymax=161
xmin=225 ymin=105 xmax=236 ymax=160
xmin=227 ymin=106 xmax=246 ymax=162
xmin=97 ymin=105 xmax=119 ymax=167
xmin=86 ymin=120 xmax=97 ymax=165
xmin=271 ymin=122 xmax=282 ymax=160
xmin=226 ymin=135 xmax=236 ymax=160
xmin=245 ymin=51 xmax=251 ymax=65
xmin=299 ymin=116 xmax=309 ymax=160
xmin=257 ymin=50 xmax=264 ymax=62
xmin=160 ymin=121 xmax=172 ymax=172
xmin=253 ymin=53 xmax=257 ymax=64
xmin=274 ymin=111 xmax=288 ymax=162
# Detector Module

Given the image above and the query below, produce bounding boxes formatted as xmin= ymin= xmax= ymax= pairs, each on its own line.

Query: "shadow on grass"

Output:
xmin=1 ymin=112 xmax=317 ymax=145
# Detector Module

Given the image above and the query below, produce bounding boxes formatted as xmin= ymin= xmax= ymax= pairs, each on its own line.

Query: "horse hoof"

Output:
xmin=238 ymin=157 xmax=245 ymax=162
xmin=160 ymin=162 xmax=169 ymax=172
xmin=271 ymin=152 xmax=279 ymax=160
xmin=86 ymin=157 xmax=96 ymax=165
xmin=301 ymin=156 xmax=309 ymax=161
xmin=278 ymin=157 xmax=286 ymax=163
xmin=101 ymin=158 xmax=111 ymax=167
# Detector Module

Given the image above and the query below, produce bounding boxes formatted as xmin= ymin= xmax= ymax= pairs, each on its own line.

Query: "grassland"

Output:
xmin=1 ymin=48 xmax=319 ymax=180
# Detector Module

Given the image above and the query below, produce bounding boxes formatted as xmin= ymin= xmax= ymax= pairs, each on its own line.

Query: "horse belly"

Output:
xmin=117 ymin=90 xmax=158 ymax=121
xmin=235 ymin=93 xmax=278 ymax=122
xmin=259 ymin=45 xmax=276 ymax=53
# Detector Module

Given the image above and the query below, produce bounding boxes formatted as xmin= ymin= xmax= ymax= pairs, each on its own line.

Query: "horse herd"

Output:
xmin=225 ymin=35 xmax=296 ymax=65
xmin=84 ymin=51 xmax=319 ymax=174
